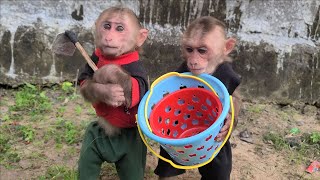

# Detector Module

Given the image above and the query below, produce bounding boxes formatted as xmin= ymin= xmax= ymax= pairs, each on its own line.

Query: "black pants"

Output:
xmin=154 ymin=141 xmax=232 ymax=180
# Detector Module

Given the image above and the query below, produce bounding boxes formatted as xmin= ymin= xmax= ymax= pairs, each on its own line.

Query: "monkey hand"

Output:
xmin=92 ymin=64 xmax=132 ymax=107
xmin=80 ymin=79 xmax=125 ymax=107
xmin=98 ymin=83 xmax=126 ymax=107
xmin=215 ymin=113 xmax=232 ymax=142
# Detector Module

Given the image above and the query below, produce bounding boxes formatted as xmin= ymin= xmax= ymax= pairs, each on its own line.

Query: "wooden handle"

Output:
xmin=75 ymin=42 xmax=98 ymax=71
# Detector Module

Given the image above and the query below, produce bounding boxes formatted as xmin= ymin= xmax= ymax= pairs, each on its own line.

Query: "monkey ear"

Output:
xmin=224 ymin=38 xmax=236 ymax=55
xmin=136 ymin=28 xmax=149 ymax=47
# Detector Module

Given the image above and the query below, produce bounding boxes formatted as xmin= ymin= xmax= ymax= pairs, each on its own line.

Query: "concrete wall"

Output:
xmin=0 ymin=0 xmax=319 ymax=105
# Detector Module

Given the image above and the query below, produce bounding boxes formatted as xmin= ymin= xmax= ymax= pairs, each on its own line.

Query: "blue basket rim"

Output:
xmin=137 ymin=72 xmax=230 ymax=146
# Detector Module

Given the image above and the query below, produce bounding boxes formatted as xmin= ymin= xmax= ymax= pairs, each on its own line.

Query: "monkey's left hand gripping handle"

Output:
xmin=65 ymin=30 xmax=98 ymax=71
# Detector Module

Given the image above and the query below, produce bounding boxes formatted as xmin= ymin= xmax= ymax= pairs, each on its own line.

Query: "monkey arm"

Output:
xmin=215 ymin=87 xmax=241 ymax=141
xmin=116 ymin=71 xmax=133 ymax=108
xmin=125 ymin=62 xmax=149 ymax=107
xmin=231 ymin=86 xmax=242 ymax=129
xmin=79 ymin=79 xmax=99 ymax=103
xmin=211 ymin=62 xmax=242 ymax=141
xmin=129 ymin=78 xmax=140 ymax=108
xmin=80 ymin=79 xmax=125 ymax=106
xmin=118 ymin=75 xmax=132 ymax=108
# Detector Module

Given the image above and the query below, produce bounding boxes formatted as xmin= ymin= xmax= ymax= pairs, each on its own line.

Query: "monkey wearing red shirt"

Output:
xmin=77 ymin=6 xmax=149 ymax=180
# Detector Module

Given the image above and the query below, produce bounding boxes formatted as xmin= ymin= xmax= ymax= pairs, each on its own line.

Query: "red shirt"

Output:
xmin=88 ymin=49 xmax=142 ymax=128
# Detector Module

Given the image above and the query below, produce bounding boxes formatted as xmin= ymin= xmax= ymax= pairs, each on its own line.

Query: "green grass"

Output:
xmin=0 ymin=82 xmax=93 ymax=177
xmin=10 ymin=83 xmax=52 ymax=115
xmin=263 ymin=132 xmax=289 ymax=150
xmin=38 ymin=165 xmax=78 ymax=180
xmin=0 ymin=130 xmax=21 ymax=168
xmin=247 ymin=104 xmax=265 ymax=114
xmin=263 ymin=130 xmax=320 ymax=165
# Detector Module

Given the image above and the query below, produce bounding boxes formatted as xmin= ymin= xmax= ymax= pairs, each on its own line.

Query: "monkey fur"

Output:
xmin=97 ymin=116 xmax=121 ymax=136
xmin=80 ymin=64 xmax=132 ymax=106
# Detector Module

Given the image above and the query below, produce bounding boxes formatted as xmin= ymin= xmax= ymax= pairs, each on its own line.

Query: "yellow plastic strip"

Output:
xmin=137 ymin=96 xmax=234 ymax=170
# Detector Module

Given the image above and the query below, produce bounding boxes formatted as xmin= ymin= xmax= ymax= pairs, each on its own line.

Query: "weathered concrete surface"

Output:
xmin=233 ymin=43 xmax=319 ymax=105
xmin=0 ymin=0 xmax=319 ymax=105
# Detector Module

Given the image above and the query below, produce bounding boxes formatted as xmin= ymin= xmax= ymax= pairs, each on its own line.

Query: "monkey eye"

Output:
xmin=185 ymin=47 xmax=193 ymax=53
xmin=197 ymin=48 xmax=207 ymax=55
xmin=116 ymin=25 xmax=124 ymax=32
xmin=103 ymin=23 xmax=111 ymax=30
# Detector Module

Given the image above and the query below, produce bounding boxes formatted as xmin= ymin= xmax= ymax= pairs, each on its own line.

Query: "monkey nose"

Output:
xmin=105 ymin=36 xmax=112 ymax=41
xmin=104 ymin=33 xmax=112 ymax=41
xmin=190 ymin=62 xmax=197 ymax=67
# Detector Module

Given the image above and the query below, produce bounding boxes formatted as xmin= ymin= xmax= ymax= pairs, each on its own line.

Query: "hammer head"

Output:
xmin=51 ymin=33 xmax=76 ymax=56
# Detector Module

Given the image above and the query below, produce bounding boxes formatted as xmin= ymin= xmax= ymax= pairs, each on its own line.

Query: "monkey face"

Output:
xmin=182 ymin=27 xmax=227 ymax=75
xmin=95 ymin=12 xmax=139 ymax=58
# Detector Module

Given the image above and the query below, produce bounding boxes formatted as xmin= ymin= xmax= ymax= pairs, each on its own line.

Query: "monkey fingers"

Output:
xmin=103 ymin=94 xmax=125 ymax=107
xmin=105 ymin=98 xmax=125 ymax=107
xmin=216 ymin=115 xmax=231 ymax=141
xmin=101 ymin=84 xmax=126 ymax=106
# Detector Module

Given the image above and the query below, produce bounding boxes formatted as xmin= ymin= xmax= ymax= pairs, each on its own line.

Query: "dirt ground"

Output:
xmin=229 ymin=101 xmax=320 ymax=180
xmin=0 ymin=87 xmax=319 ymax=180
xmin=142 ymin=100 xmax=320 ymax=180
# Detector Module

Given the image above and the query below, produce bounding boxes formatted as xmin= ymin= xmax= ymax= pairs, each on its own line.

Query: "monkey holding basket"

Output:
xmin=77 ymin=6 xmax=149 ymax=180
xmin=154 ymin=16 xmax=242 ymax=180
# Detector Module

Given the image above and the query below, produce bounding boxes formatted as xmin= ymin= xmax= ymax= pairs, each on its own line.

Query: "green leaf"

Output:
xmin=62 ymin=82 xmax=74 ymax=92
xmin=310 ymin=132 xmax=320 ymax=143
xmin=25 ymin=82 xmax=36 ymax=90
xmin=290 ymin=127 xmax=300 ymax=135
xmin=40 ymin=91 xmax=47 ymax=98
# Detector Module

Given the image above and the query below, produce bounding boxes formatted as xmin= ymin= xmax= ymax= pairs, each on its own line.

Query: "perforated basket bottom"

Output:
xmin=149 ymin=88 xmax=222 ymax=139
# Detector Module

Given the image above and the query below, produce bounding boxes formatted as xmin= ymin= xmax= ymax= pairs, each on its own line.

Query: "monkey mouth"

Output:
xmin=103 ymin=45 xmax=117 ymax=49
xmin=189 ymin=67 xmax=203 ymax=71
xmin=101 ymin=46 xmax=118 ymax=53
xmin=189 ymin=68 xmax=205 ymax=74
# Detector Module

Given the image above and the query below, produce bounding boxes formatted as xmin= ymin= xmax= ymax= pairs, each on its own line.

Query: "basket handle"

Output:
xmin=136 ymin=95 xmax=235 ymax=170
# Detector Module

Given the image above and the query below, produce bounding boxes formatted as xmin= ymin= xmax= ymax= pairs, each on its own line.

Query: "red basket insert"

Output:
xmin=149 ymin=88 xmax=222 ymax=139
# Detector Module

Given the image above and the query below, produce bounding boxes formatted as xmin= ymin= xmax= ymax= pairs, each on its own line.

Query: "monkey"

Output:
xmin=154 ymin=16 xmax=242 ymax=180
xmin=77 ymin=6 xmax=149 ymax=180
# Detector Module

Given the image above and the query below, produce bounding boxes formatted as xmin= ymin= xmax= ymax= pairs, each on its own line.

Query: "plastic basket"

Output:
xmin=136 ymin=72 xmax=234 ymax=169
